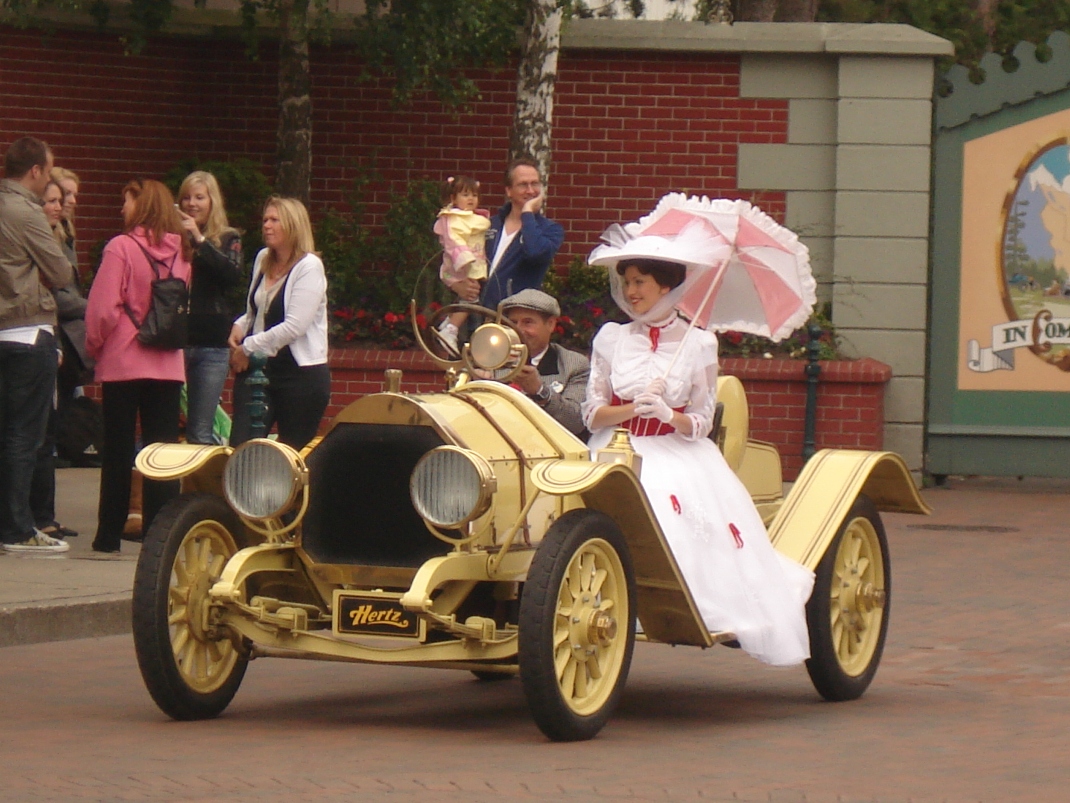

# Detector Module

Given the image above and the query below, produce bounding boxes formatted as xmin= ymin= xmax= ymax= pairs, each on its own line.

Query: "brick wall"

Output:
xmin=0 ymin=26 xmax=787 ymax=272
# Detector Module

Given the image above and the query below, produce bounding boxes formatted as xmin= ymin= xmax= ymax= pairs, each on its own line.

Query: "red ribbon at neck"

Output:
xmin=649 ymin=325 xmax=662 ymax=352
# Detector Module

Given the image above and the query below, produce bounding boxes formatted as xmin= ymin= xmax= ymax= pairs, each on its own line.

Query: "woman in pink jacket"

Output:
xmin=85 ymin=179 xmax=191 ymax=554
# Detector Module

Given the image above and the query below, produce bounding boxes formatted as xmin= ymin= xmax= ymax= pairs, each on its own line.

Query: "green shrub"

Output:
xmin=321 ymin=175 xmax=444 ymax=349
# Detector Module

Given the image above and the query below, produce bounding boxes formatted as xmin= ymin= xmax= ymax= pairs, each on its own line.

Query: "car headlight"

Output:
xmin=410 ymin=446 xmax=496 ymax=529
xmin=223 ymin=439 xmax=305 ymax=520
xmin=468 ymin=322 xmax=522 ymax=370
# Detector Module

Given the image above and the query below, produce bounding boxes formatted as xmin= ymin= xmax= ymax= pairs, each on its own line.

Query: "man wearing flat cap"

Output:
xmin=500 ymin=289 xmax=589 ymax=439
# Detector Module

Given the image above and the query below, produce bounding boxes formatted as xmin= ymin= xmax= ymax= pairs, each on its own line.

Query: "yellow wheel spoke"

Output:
xmin=168 ymin=607 xmax=187 ymax=626
xmin=198 ymin=537 xmax=212 ymax=573
xmin=578 ymin=552 xmax=593 ymax=591
xmin=192 ymin=644 xmax=206 ymax=680
xmin=554 ymin=626 xmax=570 ymax=648
xmin=172 ymin=625 xmax=190 ymax=657
xmin=173 ymin=557 xmax=189 ymax=587
xmin=208 ymin=552 xmax=226 ymax=580
xmin=182 ymin=537 xmax=198 ymax=572
xmin=561 ymin=657 xmax=578 ymax=695
xmin=586 ymin=655 xmax=603 ymax=681
xmin=567 ymin=559 xmax=582 ymax=598
xmin=856 ymin=556 xmax=870 ymax=577
xmin=168 ymin=585 xmax=189 ymax=606
xmin=574 ymin=662 xmax=589 ymax=698
xmin=599 ymin=599 xmax=615 ymax=612
xmin=590 ymin=568 xmax=608 ymax=596
xmin=177 ymin=633 xmax=195 ymax=668
xmin=207 ymin=640 xmax=224 ymax=664
xmin=555 ymin=644 xmax=571 ymax=679
xmin=847 ymin=533 xmax=863 ymax=564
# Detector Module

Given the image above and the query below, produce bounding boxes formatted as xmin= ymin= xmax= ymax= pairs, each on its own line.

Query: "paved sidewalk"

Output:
xmin=3 ymin=467 xmax=1070 ymax=650
xmin=0 ymin=468 xmax=139 ymax=646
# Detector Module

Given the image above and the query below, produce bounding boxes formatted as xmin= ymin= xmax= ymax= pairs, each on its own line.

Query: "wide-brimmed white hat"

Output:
xmin=588 ymin=219 xmax=730 ymax=324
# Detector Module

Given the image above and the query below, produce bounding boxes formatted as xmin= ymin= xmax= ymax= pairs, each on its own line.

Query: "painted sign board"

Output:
xmin=929 ymin=36 xmax=1070 ymax=477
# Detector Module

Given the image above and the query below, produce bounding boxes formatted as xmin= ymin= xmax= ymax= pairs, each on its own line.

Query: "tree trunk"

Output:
xmin=739 ymin=0 xmax=777 ymax=22
xmin=776 ymin=0 xmax=817 ymax=21
xmin=975 ymin=0 xmax=997 ymax=38
xmin=275 ymin=0 xmax=312 ymax=206
xmin=509 ymin=0 xmax=562 ymax=189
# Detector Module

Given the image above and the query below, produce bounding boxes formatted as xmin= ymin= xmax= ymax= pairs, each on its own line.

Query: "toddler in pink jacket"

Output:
xmin=433 ymin=175 xmax=490 ymax=350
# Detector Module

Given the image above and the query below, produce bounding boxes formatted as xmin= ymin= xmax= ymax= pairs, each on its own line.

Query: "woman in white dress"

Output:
xmin=582 ymin=257 xmax=814 ymax=667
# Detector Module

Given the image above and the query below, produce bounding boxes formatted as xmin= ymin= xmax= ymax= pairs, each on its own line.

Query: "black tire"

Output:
xmin=471 ymin=670 xmax=515 ymax=682
xmin=805 ymin=494 xmax=890 ymax=702
xmin=519 ymin=509 xmax=636 ymax=742
xmin=133 ymin=493 xmax=248 ymax=720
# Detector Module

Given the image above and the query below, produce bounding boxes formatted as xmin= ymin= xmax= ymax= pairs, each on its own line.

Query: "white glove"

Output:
xmin=633 ymin=392 xmax=674 ymax=424
xmin=644 ymin=377 xmax=667 ymax=397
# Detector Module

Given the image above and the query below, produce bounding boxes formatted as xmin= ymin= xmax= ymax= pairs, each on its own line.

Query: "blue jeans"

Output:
xmin=0 ymin=330 xmax=58 ymax=543
xmin=184 ymin=346 xmax=230 ymax=445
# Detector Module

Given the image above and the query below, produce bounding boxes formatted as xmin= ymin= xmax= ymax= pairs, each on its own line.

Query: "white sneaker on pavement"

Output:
xmin=3 ymin=528 xmax=70 ymax=554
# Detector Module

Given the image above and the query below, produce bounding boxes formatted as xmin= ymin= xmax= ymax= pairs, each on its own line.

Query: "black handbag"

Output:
xmin=123 ymin=236 xmax=189 ymax=350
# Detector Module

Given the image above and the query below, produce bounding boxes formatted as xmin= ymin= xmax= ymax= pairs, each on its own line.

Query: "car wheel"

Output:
xmin=805 ymin=493 xmax=890 ymax=701
xmin=519 ymin=509 xmax=636 ymax=742
xmin=133 ymin=493 xmax=247 ymax=720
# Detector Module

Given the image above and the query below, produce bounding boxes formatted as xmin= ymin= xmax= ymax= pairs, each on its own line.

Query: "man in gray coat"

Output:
xmin=0 ymin=137 xmax=74 ymax=554
xmin=500 ymin=288 xmax=590 ymax=439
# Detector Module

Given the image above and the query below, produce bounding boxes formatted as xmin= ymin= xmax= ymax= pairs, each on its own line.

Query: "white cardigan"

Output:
xmin=234 ymin=249 xmax=329 ymax=367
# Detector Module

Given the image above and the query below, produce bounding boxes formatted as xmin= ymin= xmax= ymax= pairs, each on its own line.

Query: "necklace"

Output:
xmin=266 ymin=252 xmax=296 ymax=283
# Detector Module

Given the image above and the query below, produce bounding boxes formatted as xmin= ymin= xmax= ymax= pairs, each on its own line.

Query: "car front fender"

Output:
xmin=135 ymin=442 xmax=232 ymax=497
xmin=531 ymin=459 xmax=713 ymax=648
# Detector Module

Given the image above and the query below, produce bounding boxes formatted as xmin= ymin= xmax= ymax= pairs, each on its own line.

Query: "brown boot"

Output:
xmin=122 ymin=469 xmax=144 ymax=541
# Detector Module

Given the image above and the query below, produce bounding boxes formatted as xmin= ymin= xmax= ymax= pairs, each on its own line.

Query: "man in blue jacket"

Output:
xmin=454 ymin=158 xmax=564 ymax=312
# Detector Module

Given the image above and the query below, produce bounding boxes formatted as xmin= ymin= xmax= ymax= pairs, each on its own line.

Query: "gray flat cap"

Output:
xmin=500 ymin=288 xmax=560 ymax=317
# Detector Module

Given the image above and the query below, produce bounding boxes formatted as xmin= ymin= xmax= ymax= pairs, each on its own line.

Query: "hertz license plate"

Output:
xmin=335 ymin=593 xmax=421 ymax=638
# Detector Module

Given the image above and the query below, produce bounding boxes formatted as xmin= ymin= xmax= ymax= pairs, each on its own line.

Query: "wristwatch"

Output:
xmin=528 ymin=384 xmax=552 ymax=407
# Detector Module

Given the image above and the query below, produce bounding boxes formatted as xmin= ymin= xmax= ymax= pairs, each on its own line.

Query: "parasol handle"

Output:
xmin=661 ymin=259 xmax=729 ymax=380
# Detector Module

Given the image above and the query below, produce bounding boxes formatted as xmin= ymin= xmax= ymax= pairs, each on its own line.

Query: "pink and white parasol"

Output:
xmin=589 ymin=193 xmax=816 ymax=343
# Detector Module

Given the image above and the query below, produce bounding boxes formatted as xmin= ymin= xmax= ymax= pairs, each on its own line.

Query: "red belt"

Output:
xmin=611 ymin=394 xmax=686 ymax=437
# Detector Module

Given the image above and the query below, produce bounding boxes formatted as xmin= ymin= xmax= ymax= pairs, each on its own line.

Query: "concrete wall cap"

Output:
xmin=563 ymin=21 xmax=953 ymax=58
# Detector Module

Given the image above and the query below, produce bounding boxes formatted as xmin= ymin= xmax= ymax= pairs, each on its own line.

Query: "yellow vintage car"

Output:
xmin=132 ymin=303 xmax=929 ymax=742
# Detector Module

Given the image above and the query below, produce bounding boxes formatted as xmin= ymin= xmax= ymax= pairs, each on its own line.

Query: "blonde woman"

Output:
xmin=177 ymin=171 xmax=243 ymax=444
xmin=50 ymin=166 xmax=79 ymax=269
xmin=29 ymin=180 xmax=85 ymax=543
xmin=228 ymin=196 xmax=329 ymax=449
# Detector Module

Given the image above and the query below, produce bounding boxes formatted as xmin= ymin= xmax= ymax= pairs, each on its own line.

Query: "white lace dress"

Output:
xmin=583 ymin=318 xmax=814 ymax=666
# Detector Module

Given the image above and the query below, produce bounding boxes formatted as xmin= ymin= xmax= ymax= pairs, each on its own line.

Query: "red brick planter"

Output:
xmin=84 ymin=350 xmax=890 ymax=481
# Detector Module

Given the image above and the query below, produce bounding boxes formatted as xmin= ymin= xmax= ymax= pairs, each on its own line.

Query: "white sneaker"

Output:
xmin=4 ymin=528 xmax=70 ymax=554
xmin=437 ymin=321 xmax=460 ymax=352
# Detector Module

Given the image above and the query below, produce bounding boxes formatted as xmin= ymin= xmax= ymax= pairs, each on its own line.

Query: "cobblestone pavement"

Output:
xmin=1 ymin=478 xmax=1068 ymax=802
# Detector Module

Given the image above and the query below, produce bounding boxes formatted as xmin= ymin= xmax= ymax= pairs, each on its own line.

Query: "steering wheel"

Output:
xmin=411 ymin=301 xmax=528 ymax=382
